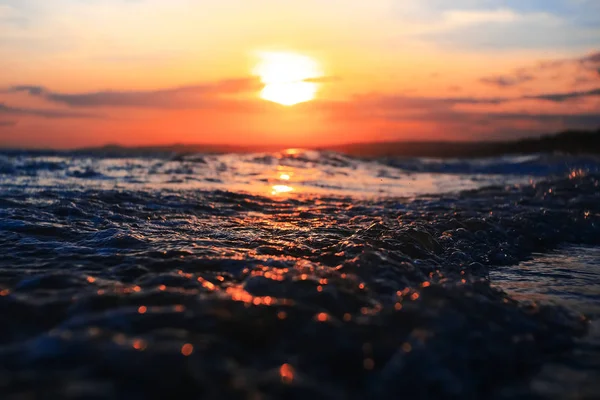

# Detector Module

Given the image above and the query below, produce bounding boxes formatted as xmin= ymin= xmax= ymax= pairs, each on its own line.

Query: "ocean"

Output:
xmin=0 ymin=149 xmax=599 ymax=399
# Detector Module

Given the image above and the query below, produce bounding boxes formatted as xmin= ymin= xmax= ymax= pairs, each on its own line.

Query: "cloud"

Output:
xmin=11 ymin=80 xmax=598 ymax=117
xmin=442 ymin=9 xmax=525 ymax=27
xmin=404 ymin=5 xmax=600 ymax=51
xmin=527 ymin=87 xmax=600 ymax=102
xmin=480 ymin=73 xmax=535 ymax=87
xmin=4 ymin=76 xmax=343 ymax=110
xmin=362 ymin=96 xmax=600 ymax=125
xmin=536 ymin=51 xmax=600 ymax=72
xmin=314 ymin=86 xmax=600 ymax=138
xmin=580 ymin=51 xmax=600 ymax=76
xmin=479 ymin=50 xmax=600 ymax=90
xmin=0 ymin=103 xmax=102 ymax=119
xmin=348 ymin=93 xmax=508 ymax=113
xmin=9 ymin=85 xmax=46 ymax=96
xmin=406 ymin=7 xmax=575 ymax=50
xmin=440 ymin=96 xmax=506 ymax=105
xmin=582 ymin=51 xmax=600 ymax=63
xmin=6 ymin=78 xmax=262 ymax=109
xmin=359 ymin=85 xmax=600 ymax=110
xmin=405 ymin=8 xmax=561 ymax=34
xmin=0 ymin=120 xmax=17 ymax=127
xmin=309 ymin=49 xmax=600 ymax=136
xmin=383 ymin=106 xmax=600 ymax=139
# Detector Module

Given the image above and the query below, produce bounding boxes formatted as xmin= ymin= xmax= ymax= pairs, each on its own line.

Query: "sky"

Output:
xmin=0 ymin=0 xmax=599 ymax=148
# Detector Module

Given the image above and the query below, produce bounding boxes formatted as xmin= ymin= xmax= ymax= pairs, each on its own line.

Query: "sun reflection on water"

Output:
xmin=284 ymin=148 xmax=303 ymax=155
xmin=271 ymin=185 xmax=294 ymax=195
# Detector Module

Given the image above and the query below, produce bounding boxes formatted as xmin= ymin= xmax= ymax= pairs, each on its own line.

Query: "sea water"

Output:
xmin=0 ymin=149 xmax=598 ymax=399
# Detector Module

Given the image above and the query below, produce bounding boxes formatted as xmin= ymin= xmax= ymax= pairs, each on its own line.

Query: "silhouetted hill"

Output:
xmin=323 ymin=129 xmax=600 ymax=158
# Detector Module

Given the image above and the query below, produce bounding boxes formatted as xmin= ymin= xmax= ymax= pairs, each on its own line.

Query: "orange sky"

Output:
xmin=1 ymin=0 xmax=599 ymax=148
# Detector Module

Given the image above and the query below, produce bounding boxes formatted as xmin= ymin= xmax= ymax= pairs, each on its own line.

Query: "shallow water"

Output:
xmin=491 ymin=247 xmax=600 ymax=399
xmin=0 ymin=150 xmax=599 ymax=399
xmin=2 ymin=150 xmax=598 ymax=198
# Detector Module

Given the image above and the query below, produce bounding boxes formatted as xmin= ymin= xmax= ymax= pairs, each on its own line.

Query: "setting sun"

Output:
xmin=254 ymin=52 xmax=322 ymax=106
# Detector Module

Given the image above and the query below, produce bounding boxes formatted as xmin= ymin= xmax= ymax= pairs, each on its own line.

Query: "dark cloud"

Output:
xmin=479 ymin=50 xmax=600 ymax=90
xmin=350 ymin=94 xmax=506 ymax=112
xmin=0 ymin=103 xmax=102 ymax=119
xmin=480 ymin=73 xmax=534 ymax=87
xmin=440 ymin=96 xmax=506 ymax=105
xmin=0 ymin=120 xmax=17 ymax=127
xmin=581 ymin=51 xmax=600 ymax=63
xmin=350 ymin=84 xmax=600 ymax=111
xmin=579 ymin=52 xmax=600 ymax=78
xmin=7 ymin=78 xmax=262 ymax=109
xmin=431 ymin=87 xmax=600 ymax=105
xmin=379 ymin=104 xmax=600 ymax=127
xmin=527 ymin=87 xmax=600 ymax=102
xmin=536 ymin=51 xmax=600 ymax=70
xmin=10 ymin=85 xmax=46 ymax=96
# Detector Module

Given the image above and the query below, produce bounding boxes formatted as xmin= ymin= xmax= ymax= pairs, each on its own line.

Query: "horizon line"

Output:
xmin=2 ymin=127 xmax=598 ymax=152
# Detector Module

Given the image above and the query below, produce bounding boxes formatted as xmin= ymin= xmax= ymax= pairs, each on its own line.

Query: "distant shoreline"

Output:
xmin=324 ymin=129 xmax=600 ymax=158
xmin=2 ymin=128 xmax=599 ymax=158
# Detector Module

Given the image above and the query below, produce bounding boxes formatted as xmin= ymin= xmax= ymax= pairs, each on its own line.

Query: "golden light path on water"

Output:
xmin=270 ymin=150 xmax=300 ymax=195
xmin=271 ymin=184 xmax=294 ymax=195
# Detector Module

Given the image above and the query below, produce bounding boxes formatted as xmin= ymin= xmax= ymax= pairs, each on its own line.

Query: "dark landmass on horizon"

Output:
xmin=2 ymin=128 xmax=600 ymax=158
xmin=326 ymin=128 xmax=600 ymax=158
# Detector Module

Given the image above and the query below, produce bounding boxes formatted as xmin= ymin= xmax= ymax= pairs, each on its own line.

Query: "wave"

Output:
xmin=1 ymin=151 xmax=599 ymax=200
xmin=0 ymin=167 xmax=599 ymax=398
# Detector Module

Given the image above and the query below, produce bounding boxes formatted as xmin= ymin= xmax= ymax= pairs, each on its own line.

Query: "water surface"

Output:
xmin=0 ymin=150 xmax=599 ymax=399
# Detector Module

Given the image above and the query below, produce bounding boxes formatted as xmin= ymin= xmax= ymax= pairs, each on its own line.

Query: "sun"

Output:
xmin=253 ymin=52 xmax=322 ymax=106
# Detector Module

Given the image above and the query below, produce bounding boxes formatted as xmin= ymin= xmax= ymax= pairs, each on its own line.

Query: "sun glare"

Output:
xmin=254 ymin=52 xmax=322 ymax=106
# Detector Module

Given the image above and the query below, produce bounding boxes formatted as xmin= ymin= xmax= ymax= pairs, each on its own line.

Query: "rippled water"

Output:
xmin=492 ymin=247 xmax=600 ymax=399
xmin=2 ymin=150 xmax=598 ymax=198
xmin=0 ymin=150 xmax=599 ymax=399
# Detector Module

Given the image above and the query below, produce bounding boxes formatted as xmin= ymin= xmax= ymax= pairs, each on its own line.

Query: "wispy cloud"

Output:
xmin=6 ymin=78 xmax=262 ymax=109
xmin=581 ymin=51 xmax=600 ymax=76
xmin=582 ymin=51 xmax=600 ymax=64
xmin=481 ymin=50 xmax=600 ymax=89
xmin=0 ymin=120 xmax=17 ymax=127
xmin=527 ymin=88 xmax=600 ymax=102
xmin=360 ymin=85 xmax=600 ymax=109
xmin=6 ymin=76 xmax=339 ymax=110
xmin=440 ymin=9 xmax=557 ymax=30
xmin=480 ymin=72 xmax=534 ymax=87
xmin=0 ymin=103 xmax=102 ymax=119
xmin=401 ymin=7 xmax=562 ymax=35
xmin=8 ymin=81 xmax=600 ymax=114
xmin=405 ymin=6 xmax=575 ymax=50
